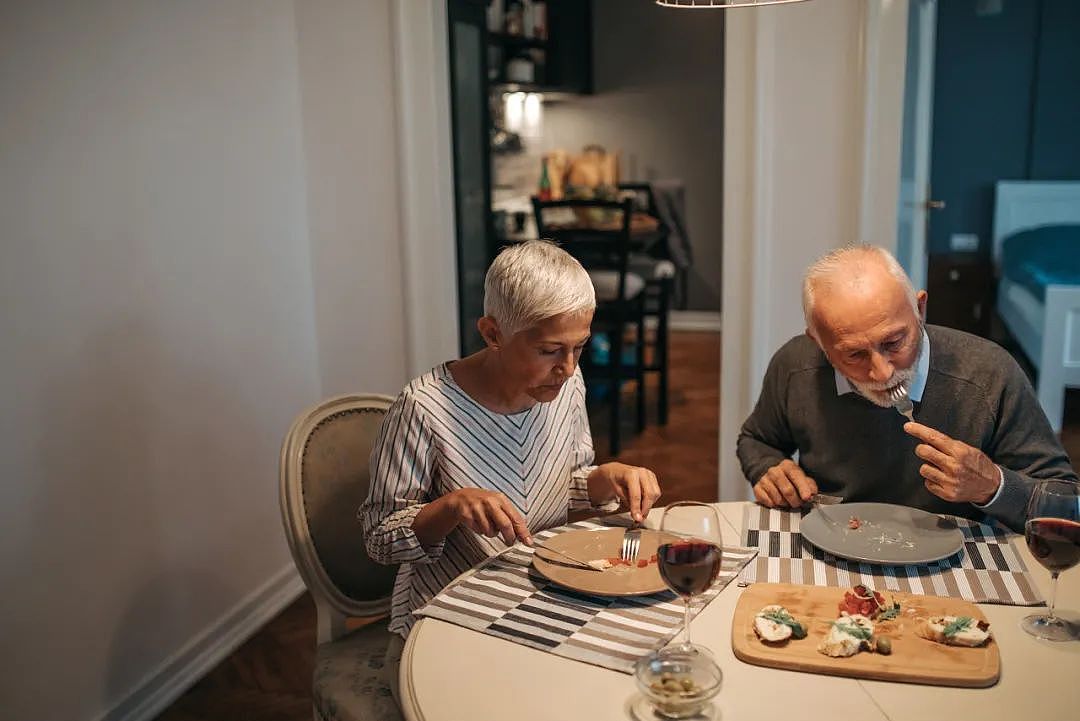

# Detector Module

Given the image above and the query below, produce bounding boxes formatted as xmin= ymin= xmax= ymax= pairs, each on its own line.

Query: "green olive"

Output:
xmin=876 ymin=636 xmax=892 ymax=655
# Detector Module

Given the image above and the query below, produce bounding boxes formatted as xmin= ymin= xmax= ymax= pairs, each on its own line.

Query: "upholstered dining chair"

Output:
xmin=279 ymin=393 xmax=402 ymax=721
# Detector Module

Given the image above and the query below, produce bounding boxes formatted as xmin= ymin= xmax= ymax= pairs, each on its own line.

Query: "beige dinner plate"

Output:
xmin=532 ymin=528 xmax=679 ymax=596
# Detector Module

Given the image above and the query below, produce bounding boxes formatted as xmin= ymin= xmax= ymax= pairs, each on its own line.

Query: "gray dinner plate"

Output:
xmin=800 ymin=502 xmax=965 ymax=565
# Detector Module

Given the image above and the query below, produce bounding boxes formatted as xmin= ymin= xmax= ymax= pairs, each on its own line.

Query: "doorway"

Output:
xmin=444 ymin=0 xmax=726 ymax=467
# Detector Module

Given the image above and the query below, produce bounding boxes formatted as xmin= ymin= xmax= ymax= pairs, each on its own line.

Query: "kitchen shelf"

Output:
xmin=488 ymin=32 xmax=550 ymax=50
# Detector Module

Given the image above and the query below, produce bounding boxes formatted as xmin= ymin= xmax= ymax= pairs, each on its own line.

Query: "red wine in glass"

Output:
xmin=1022 ymin=480 xmax=1080 ymax=642
xmin=658 ymin=540 xmax=723 ymax=597
xmin=1026 ymin=518 xmax=1080 ymax=574
xmin=658 ymin=502 xmax=726 ymax=656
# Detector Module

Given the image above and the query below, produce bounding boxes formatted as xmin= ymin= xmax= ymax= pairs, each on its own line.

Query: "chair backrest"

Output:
xmin=279 ymin=394 xmax=398 ymax=624
xmin=617 ymin=182 xmax=659 ymax=216
xmin=532 ymin=197 xmax=635 ymax=304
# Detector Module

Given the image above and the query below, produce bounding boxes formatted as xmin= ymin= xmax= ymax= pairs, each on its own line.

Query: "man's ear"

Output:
xmin=805 ymin=322 xmax=828 ymax=356
xmin=477 ymin=316 xmax=502 ymax=349
xmin=916 ymin=290 xmax=928 ymax=321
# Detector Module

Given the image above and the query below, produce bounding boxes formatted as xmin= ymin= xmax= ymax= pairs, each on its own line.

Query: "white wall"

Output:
xmin=719 ymin=0 xmax=906 ymax=500
xmin=0 ymin=1 xmax=409 ymax=719
xmin=294 ymin=0 xmax=409 ymax=395
xmin=536 ymin=0 xmax=726 ymax=310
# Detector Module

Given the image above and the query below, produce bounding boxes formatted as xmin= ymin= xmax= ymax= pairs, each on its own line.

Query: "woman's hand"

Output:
xmin=413 ymin=488 xmax=532 ymax=548
xmin=444 ymin=488 xmax=533 ymax=545
xmin=589 ymin=463 xmax=662 ymax=523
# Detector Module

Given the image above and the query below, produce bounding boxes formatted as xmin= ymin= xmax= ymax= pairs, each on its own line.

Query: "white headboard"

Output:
xmin=993 ymin=180 xmax=1080 ymax=267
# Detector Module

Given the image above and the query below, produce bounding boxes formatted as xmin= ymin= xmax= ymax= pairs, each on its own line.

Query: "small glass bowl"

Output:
xmin=634 ymin=649 xmax=722 ymax=719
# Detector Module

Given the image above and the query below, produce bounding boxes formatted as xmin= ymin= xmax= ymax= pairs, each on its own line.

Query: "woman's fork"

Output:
xmin=888 ymin=382 xmax=915 ymax=423
xmin=620 ymin=525 xmax=642 ymax=563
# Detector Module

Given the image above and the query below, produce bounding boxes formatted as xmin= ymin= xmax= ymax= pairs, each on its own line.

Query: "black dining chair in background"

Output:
xmin=532 ymin=197 xmax=646 ymax=456
xmin=618 ymin=183 xmax=676 ymax=425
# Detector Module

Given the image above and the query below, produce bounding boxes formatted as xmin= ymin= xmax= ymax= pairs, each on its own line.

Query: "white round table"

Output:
xmin=399 ymin=502 xmax=1080 ymax=721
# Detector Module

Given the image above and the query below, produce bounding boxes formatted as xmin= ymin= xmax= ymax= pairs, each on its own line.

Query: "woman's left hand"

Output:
xmin=589 ymin=462 xmax=662 ymax=523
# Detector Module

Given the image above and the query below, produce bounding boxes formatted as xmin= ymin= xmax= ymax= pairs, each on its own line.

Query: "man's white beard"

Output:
xmin=849 ymin=365 xmax=918 ymax=408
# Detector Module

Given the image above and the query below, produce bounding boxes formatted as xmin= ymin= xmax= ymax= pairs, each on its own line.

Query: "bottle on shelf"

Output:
xmin=504 ymin=0 xmax=524 ymax=37
xmin=522 ymin=0 xmax=535 ymax=39
xmin=487 ymin=0 xmax=504 ymax=33
xmin=538 ymin=157 xmax=553 ymax=201
xmin=533 ymin=0 xmax=548 ymax=40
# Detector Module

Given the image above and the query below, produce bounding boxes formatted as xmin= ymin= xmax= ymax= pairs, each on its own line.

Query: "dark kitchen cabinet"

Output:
xmin=486 ymin=1 xmax=593 ymax=95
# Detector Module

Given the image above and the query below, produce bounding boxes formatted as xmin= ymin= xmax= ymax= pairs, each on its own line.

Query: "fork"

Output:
xmin=888 ymin=382 xmax=915 ymax=423
xmin=620 ymin=524 xmax=642 ymax=563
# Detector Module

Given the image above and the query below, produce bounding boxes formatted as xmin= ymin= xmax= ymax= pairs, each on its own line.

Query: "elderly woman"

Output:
xmin=361 ymin=240 xmax=661 ymax=695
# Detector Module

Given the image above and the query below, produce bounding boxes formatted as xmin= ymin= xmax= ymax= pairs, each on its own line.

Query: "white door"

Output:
xmin=895 ymin=0 xmax=938 ymax=291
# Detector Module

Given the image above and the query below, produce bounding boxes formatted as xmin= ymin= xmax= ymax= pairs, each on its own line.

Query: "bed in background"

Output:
xmin=993 ymin=180 xmax=1080 ymax=433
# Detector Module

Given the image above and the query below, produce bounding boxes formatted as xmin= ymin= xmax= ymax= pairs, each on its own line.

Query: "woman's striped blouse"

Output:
xmin=359 ymin=363 xmax=605 ymax=638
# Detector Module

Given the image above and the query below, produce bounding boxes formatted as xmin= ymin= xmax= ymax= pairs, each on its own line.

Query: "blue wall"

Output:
xmin=928 ymin=0 xmax=1080 ymax=256
xmin=1030 ymin=0 xmax=1080 ymax=179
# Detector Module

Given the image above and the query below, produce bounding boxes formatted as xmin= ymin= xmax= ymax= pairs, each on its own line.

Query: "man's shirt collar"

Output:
xmin=834 ymin=328 xmax=930 ymax=402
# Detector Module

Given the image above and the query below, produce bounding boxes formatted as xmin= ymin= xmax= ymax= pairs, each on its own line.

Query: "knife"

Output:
xmin=531 ymin=541 xmax=604 ymax=572
xmin=807 ymin=493 xmax=844 ymax=507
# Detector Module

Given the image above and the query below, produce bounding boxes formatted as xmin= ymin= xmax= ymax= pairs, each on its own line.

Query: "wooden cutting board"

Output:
xmin=731 ymin=582 xmax=1000 ymax=687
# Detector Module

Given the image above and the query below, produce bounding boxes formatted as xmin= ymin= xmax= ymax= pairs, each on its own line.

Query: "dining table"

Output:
xmin=395 ymin=501 xmax=1080 ymax=721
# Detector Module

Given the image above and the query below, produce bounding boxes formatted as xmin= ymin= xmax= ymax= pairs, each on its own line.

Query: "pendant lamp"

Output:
xmin=656 ymin=0 xmax=812 ymax=8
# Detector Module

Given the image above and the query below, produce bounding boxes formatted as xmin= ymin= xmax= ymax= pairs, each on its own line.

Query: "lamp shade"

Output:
xmin=656 ymin=0 xmax=812 ymax=7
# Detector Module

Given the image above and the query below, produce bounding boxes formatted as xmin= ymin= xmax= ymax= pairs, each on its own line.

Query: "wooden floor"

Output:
xmin=587 ymin=330 xmax=722 ymax=503
xmin=155 ymin=330 xmax=1078 ymax=721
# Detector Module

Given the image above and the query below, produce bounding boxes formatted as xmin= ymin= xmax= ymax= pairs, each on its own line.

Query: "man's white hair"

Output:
xmin=484 ymin=240 xmax=596 ymax=337
xmin=802 ymin=244 xmax=918 ymax=333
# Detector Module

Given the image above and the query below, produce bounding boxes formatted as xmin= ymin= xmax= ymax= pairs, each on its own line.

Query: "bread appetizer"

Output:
xmin=753 ymin=605 xmax=807 ymax=642
xmin=915 ymin=616 xmax=991 ymax=647
xmin=818 ymin=612 xmax=875 ymax=657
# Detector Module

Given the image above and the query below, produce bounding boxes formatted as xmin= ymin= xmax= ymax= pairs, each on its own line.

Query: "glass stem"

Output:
xmin=1047 ymin=572 xmax=1059 ymax=622
xmin=683 ymin=597 xmax=692 ymax=649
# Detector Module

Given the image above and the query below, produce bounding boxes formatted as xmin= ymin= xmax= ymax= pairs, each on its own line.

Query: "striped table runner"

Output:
xmin=739 ymin=506 xmax=1043 ymax=605
xmin=414 ymin=520 xmax=758 ymax=673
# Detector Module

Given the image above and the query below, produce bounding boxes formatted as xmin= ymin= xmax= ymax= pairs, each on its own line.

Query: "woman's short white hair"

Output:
xmin=484 ymin=240 xmax=596 ymax=337
xmin=802 ymin=244 xmax=918 ymax=332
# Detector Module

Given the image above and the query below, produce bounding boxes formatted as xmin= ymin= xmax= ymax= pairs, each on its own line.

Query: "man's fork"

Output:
xmin=620 ymin=525 xmax=642 ymax=563
xmin=889 ymin=382 xmax=915 ymax=423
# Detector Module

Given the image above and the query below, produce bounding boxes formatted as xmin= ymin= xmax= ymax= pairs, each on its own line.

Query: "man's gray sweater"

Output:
xmin=737 ymin=325 xmax=1077 ymax=531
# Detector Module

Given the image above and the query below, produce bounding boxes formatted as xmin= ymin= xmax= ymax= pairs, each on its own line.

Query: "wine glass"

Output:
xmin=1022 ymin=480 xmax=1080 ymax=642
xmin=657 ymin=501 xmax=725 ymax=655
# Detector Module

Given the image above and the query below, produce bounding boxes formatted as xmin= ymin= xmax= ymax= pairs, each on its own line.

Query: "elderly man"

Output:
xmin=737 ymin=244 xmax=1076 ymax=531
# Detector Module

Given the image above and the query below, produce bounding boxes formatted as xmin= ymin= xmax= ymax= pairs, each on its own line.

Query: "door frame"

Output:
xmin=392 ymin=1 xmax=460 ymax=378
xmin=896 ymin=0 xmax=938 ymax=292
xmin=719 ymin=1 xmax=909 ymax=501
xmin=394 ymin=1 xmax=910 ymax=501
